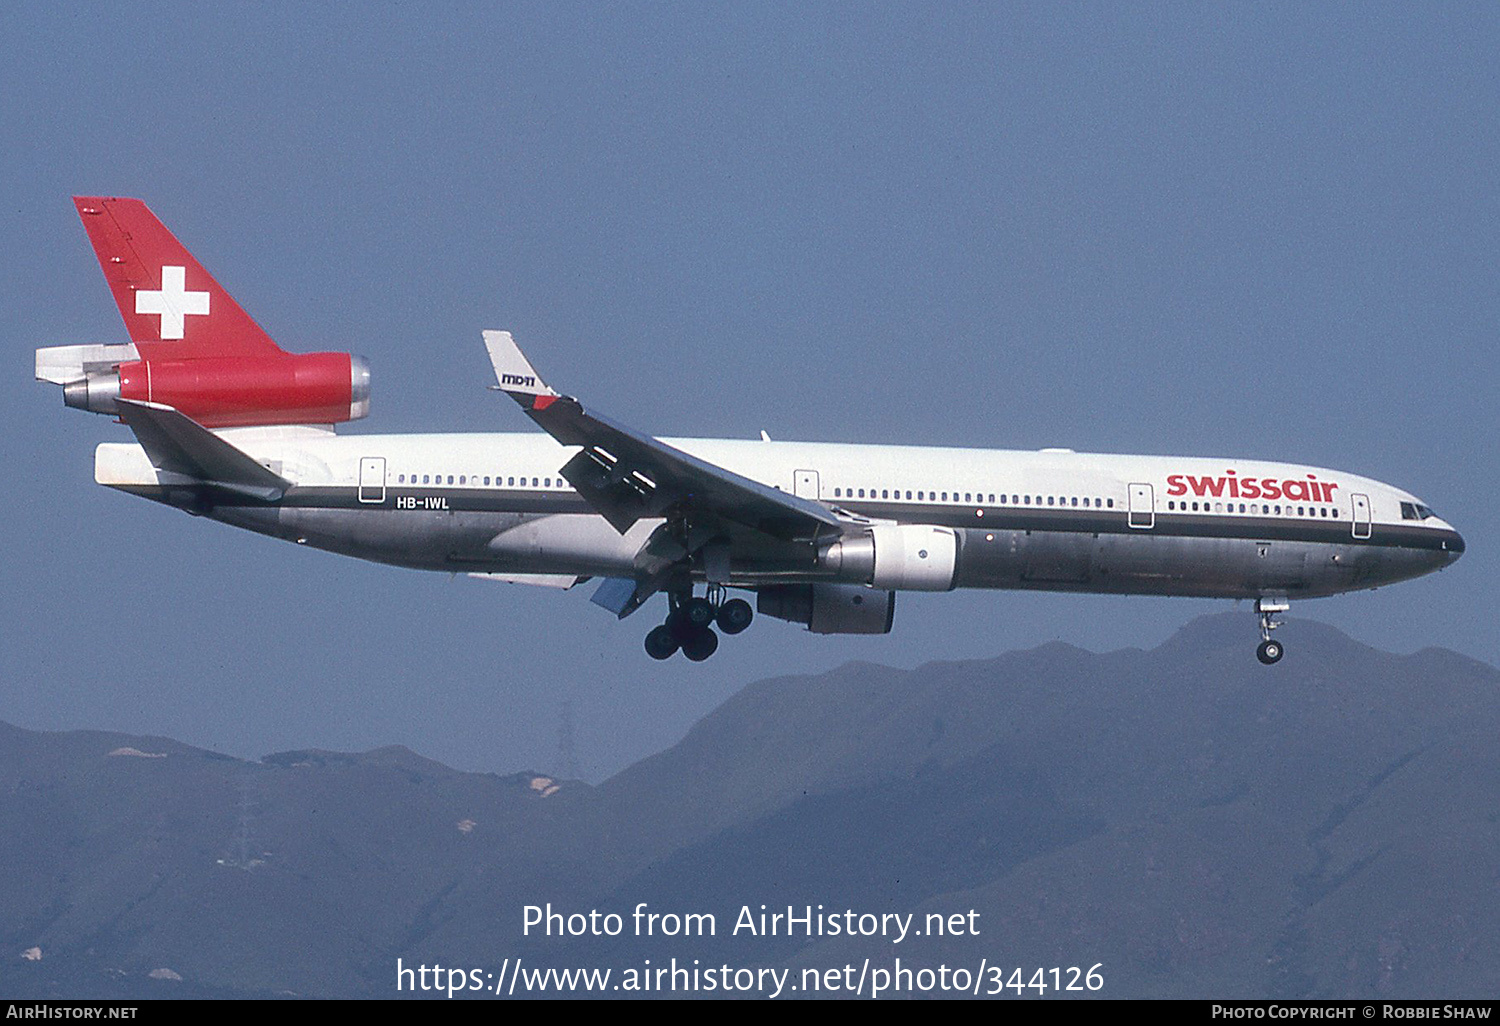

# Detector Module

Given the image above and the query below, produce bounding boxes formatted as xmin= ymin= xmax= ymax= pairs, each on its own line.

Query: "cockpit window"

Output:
xmin=1416 ymin=504 xmax=1436 ymax=520
xmin=1401 ymin=501 xmax=1437 ymax=521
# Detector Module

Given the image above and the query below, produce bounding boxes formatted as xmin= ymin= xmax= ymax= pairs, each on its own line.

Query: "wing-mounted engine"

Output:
xmin=818 ymin=523 xmax=958 ymax=591
xmin=757 ymin=583 xmax=895 ymax=634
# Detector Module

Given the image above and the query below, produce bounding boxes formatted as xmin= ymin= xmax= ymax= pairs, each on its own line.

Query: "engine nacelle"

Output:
xmin=757 ymin=583 xmax=895 ymax=635
xmin=818 ymin=523 xmax=958 ymax=591
xmin=61 ymin=353 xmax=371 ymax=428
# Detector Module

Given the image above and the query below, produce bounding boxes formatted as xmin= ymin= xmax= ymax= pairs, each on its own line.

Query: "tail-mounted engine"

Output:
xmin=38 ymin=346 xmax=370 ymax=428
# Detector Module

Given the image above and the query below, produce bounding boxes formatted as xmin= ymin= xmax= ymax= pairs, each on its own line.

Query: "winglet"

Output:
xmin=483 ymin=330 xmax=558 ymax=407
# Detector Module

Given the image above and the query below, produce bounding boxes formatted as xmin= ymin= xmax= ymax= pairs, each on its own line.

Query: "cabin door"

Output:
xmin=1128 ymin=482 xmax=1155 ymax=529
xmin=793 ymin=469 xmax=820 ymax=500
xmin=358 ymin=457 xmax=387 ymax=504
xmin=1351 ymin=492 xmax=1372 ymax=540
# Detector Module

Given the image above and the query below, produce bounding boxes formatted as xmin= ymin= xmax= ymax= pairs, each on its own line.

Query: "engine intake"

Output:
xmin=60 ymin=353 xmax=370 ymax=428
xmin=757 ymin=583 xmax=895 ymax=635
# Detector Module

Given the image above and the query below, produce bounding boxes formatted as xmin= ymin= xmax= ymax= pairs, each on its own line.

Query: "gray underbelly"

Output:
xmin=950 ymin=528 xmax=1396 ymax=599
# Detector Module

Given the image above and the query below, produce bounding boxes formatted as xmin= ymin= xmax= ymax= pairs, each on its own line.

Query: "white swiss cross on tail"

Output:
xmin=135 ymin=265 xmax=210 ymax=340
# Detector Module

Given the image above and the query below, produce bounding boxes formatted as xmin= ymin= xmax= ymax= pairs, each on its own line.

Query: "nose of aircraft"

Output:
xmin=1445 ymin=529 xmax=1465 ymax=563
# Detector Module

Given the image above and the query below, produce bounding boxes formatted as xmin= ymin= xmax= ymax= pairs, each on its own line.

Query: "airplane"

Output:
xmin=37 ymin=197 xmax=1464 ymax=664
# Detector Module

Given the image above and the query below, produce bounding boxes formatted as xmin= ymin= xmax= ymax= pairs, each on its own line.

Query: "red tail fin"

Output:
xmin=73 ymin=196 xmax=284 ymax=359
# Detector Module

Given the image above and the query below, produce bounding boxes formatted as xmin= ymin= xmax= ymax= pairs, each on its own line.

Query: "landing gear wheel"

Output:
xmin=680 ymin=627 xmax=719 ymax=662
xmin=645 ymin=624 xmax=679 ymax=660
xmin=1255 ymin=596 xmax=1289 ymax=666
xmin=667 ymin=610 xmax=694 ymax=641
xmin=683 ymin=597 xmax=716 ymax=629
xmin=716 ymin=598 xmax=754 ymax=635
xmin=667 ymin=605 xmax=709 ymax=641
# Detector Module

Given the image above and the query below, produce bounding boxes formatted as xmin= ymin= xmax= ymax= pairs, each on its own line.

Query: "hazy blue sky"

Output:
xmin=2 ymin=3 xmax=1495 ymax=779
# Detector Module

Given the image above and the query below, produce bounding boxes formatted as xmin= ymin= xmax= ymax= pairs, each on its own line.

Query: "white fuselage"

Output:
xmin=95 ymin=430 xmax=1463 ymax=602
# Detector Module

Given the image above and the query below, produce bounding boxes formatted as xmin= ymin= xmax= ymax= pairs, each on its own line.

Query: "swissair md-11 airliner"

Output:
xmin=37 ymin=197 xmax=1464 ymax=663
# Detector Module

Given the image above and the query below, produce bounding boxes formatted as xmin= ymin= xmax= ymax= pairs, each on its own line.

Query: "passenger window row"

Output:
xmin=394 ymin=473 xmax=569 ymax=489
xmin=1167 ymin=499 xmax=1339 ymax=519
xmin=831 ymin=487 xmax=1114 ymax=510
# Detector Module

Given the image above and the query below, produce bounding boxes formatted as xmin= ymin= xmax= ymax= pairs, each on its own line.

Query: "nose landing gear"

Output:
xmin=1255 ymin=596 xmax=1288 ymax=664
xmin=644 ymin=588 xmax=754 ymax=660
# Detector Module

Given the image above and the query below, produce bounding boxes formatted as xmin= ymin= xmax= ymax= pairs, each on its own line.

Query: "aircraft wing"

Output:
xmin=483 ymin=331 xmax=841 ymax=540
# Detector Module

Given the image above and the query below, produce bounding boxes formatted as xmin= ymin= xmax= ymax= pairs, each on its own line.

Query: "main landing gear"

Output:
xmin=1255 ymin=596 xmax=1288 ymax=665
xmin=644 ymin=588 xmax=754 ymax=661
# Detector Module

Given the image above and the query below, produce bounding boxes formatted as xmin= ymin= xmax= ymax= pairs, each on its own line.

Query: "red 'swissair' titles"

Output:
xmin=1166 ymin=471 xmax=1337 ymax=503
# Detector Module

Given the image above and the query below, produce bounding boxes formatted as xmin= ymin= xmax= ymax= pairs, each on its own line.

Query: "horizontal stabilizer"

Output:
xmin=115 ymin=399 xmax=290 ymax=501
xmin=35 ymin=343 xmax=141 ymax=385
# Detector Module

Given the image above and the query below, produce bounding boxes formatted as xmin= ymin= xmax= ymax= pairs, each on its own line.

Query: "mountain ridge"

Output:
xmin=1 ymin=612 xmax=1494 ymax=998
